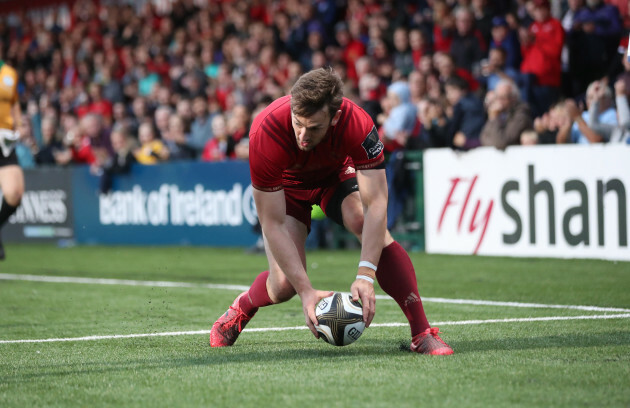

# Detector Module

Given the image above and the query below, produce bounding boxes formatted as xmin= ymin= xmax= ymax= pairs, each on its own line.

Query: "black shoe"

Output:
xmin=0 ymin=234 xmax=5 ymax=260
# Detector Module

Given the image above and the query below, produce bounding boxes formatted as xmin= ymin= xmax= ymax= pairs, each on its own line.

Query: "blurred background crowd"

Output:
xmin=1 ymin=0 xmax=629 ymax=175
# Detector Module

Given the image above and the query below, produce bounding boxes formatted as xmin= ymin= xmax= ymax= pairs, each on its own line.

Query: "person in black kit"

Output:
xmin=0 ymin=58 xmax=24 ymax=260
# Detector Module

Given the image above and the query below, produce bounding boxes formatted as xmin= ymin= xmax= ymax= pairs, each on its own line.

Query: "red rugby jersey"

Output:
xmin=249 ymin=95 xmax=384 ymax=192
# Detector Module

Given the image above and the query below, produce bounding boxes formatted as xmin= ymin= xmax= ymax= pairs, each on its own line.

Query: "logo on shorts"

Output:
xmin=345 ymin=167 xmax=356 ymax=175
xmin=361 ymin=126 xmax=384 ymax=160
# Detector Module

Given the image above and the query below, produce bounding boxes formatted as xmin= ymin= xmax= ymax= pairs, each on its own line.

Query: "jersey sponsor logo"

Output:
xmin=361 ymin=126 xmax=384 ymax=160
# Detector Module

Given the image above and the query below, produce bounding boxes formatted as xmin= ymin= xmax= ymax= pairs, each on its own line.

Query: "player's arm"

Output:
xmin=252 ymin=187 xmax=332 ymax=337
xmin=351 ymin=167 xmax=389 ymax=327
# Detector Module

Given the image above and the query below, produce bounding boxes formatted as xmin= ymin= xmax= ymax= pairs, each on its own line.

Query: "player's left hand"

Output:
xmin=351 ymin=278 xmax=375 ymax=327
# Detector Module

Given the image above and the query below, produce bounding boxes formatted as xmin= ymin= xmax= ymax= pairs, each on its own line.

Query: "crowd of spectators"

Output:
xmin=2 ymin=0 xmax=629 ymax=181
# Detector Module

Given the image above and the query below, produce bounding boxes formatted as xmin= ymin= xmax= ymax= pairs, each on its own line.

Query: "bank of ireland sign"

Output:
xmin=73 ymin=161 xmax=259 ymax=246
xmin=424 ymin=145 xmax=629 ymax=261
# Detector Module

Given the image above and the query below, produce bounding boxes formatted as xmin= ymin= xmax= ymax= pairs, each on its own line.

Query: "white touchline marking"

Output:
xmin=2 ymin=273 xmax=629 ymax=313
xmin=3 ymin=273 xmax=630 ymax=313
xmin=419 ymin=297 xmax=630 ymax=313
xmin=1 ymin=314 xmax=629 ymax=344
xmin=0 ymin=273 xmax=251 ymax=291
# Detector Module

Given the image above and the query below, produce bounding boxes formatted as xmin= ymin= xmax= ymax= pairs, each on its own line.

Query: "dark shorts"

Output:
xmin=0 ymin=150 xmax=19 ymax=167
xmin=284 ymin=164 xmax=359 ymax=231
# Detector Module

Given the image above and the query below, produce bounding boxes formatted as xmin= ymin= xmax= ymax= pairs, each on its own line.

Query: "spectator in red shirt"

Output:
xmin=86 ymin=83 xmax=113 ymax=125
xmin=519 ymin=0 xmax=564 ymax=117
xmin=434 ymin=51 xmax=479 ymax=92
xmin=432 ymin=0 xmax=455 ymax=53
xmin=409 ymin=28 xmax=430 ymax=69
xmin=334 ymin=21 xmax=366 ymax=87
xmin=71 ymin=113 xmax=112 ymax=165
xmin=201 ymin=114 xmax=234 ymax=162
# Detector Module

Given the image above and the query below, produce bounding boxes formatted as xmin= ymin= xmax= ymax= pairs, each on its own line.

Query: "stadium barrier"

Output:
xmin=6 ymin=161 xmax=260 ymax=247
xmin=5 ymin=144 xmax=629 ymax=261
xmin=423 ymin=144 xmax=630 ymax=261
xmin=4 ymin=167 xmax=74 ymax=243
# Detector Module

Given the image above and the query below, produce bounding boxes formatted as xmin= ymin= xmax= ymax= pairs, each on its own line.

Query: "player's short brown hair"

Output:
xmin=290 ymin=67 xmax=344 ymax=120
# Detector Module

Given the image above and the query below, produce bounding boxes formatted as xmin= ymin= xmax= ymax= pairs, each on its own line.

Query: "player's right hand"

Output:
xmin=299 ymin=288 xmax=334 ymax=338
xmin=351 ymin=278 xmax=376 ymax=327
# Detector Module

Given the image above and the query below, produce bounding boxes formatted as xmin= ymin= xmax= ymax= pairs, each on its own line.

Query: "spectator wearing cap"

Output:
xmin=519 ymin=0 xmax=564 ymax=117
xmin=480 ymin=79 xmax=533 ymax=149
xmin=489 ymin=16 xmax=521 ymax=71
xmin=567 ymin=0 xmax=622 ymax=97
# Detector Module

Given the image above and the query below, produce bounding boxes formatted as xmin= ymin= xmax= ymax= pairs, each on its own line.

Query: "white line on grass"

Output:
xmin=2 ymin=273 xmax=630 ymax=313
xmin=1 ymin=314 xmax=629 ymax=344
xmin=0 ymin=273 xmax=251 ymax=291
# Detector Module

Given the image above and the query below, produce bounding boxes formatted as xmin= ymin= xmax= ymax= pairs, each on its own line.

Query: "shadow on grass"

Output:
xmin=4 ymin=330 xmax=630 ymax=384
xmin=1 ymin=338 xmax=397 ymax=384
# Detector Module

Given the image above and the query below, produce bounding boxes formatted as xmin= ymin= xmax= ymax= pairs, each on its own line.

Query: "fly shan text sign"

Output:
xmin=423 ymin=144 xmax=629 ymax=261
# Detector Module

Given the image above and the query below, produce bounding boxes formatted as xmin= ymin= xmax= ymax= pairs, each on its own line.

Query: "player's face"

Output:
xmin=291 ymin=108 xmax=339 ymax=151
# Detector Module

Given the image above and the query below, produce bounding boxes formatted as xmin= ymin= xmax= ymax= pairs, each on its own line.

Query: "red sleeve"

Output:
xmin=348 ymin=125 xmax=385 ymax=169
xmin=340 ymin=101 xmax=385 ymax=170
xmin=249 ymin=147 xmax=286 ymax=192
xmin=248 ymin=99 xmax=295 ymax=191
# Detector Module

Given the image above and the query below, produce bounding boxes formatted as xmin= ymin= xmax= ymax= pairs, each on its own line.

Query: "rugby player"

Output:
xmin=210 ymin=68 xmax=452 ymax=355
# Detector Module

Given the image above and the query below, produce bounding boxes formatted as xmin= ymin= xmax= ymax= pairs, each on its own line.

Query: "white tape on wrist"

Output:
xmin=358 ymin=260 xmax=378 ymax=272
xmin=356 ymin=275 xmax=374 ymax=284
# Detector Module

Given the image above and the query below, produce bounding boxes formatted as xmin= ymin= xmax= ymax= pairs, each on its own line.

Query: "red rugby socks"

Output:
xmin=239 ymin=270 xmax=273 ymax=316
xmin=376 ymin=241 xmax=431 ymax=336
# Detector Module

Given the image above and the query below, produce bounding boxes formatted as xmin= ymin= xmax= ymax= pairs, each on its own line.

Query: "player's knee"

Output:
xmin=3 ymin=188 xmax=23 ymax=206
xmin=268 ymin=277 xmax=296 ymax=303
xmin=269 ymin=284 xmax=296 ymax=303
xmin=344 ymin=212 xmax=364 ymax=237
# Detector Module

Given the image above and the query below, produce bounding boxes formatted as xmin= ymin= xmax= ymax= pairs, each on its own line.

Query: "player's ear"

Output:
xmin=331 ymin=110 xmax=342 ymax=126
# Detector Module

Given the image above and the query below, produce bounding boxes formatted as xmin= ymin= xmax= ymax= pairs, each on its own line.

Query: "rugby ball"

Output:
xmin=315 ymin=292 xmax=365 ymax=346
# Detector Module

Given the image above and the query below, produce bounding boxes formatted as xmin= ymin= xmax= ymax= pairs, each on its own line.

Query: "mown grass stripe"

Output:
xmin=1 ymin=314 xmax=628 ymax=344
xmin=2 ymin=273 xmax=629 ymax=313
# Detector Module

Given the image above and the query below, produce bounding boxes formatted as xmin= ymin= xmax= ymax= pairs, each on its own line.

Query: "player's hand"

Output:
xmin=299 ymin=288 xmax=334 ymax=338
xmin=351 ymin=278 xmax=376 ymax=328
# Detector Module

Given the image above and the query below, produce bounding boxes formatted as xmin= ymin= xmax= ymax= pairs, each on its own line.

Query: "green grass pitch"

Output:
xmin=0 ymin=244 xmax=629 ymax=407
